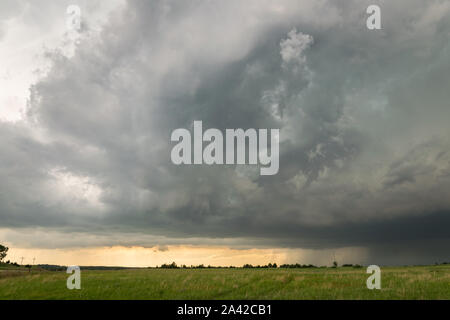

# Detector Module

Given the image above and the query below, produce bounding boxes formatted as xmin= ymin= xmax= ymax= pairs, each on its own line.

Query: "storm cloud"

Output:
xmin=1 ymin=0 xmax=450 ymax=264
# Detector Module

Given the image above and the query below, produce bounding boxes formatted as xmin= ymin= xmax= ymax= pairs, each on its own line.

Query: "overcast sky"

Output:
xmin=1 ymin=0 xmax=449 ymax=266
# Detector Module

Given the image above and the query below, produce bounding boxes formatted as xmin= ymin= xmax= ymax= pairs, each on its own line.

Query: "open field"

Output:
xmin=0 ymin=265 xmax=449 ymax=300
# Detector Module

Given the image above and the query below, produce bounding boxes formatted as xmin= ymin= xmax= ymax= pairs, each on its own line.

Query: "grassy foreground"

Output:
xmin=0 ymin=265 xmax=449 ymax=300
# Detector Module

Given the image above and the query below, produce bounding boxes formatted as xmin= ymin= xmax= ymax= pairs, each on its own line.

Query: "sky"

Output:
xmin=1 ymin=0 xmax=450 ymax=267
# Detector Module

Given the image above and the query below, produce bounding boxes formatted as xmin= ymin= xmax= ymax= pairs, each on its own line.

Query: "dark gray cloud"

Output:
xmin=1 ymin=0 xmax=450 ymax=264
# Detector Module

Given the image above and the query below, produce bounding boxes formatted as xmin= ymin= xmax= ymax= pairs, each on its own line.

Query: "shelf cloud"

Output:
xmin=1 ymin=0 xmax=450 ymax=265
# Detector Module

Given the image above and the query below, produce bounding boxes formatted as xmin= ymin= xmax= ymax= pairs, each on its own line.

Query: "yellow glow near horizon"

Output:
xmin=5 ymin=245 xmax=368 ymax=268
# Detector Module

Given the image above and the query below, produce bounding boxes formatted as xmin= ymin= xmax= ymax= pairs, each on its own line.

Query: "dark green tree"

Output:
xmin=0 ymin=244 xmax=8 ymax=262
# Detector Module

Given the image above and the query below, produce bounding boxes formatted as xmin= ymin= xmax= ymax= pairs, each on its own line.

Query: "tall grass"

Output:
xmin=0 ymin=265 xmax=448 ymax=300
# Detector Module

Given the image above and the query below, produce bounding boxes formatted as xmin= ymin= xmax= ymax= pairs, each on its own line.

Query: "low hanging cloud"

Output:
xmin=1 ymin=0 xmax=450 ymax=264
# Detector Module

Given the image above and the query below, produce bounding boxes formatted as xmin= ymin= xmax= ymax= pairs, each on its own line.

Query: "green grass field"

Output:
xmin=0 ymin=264 xmax=449 ymax=300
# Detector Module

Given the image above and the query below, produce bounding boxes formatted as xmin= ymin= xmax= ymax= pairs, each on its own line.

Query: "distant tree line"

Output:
xmin=342 ymin=264 xmax=363 ymax=268
xmin=157 ymin=262 xmax=282 ymax=269
xmin=243 ymin=263 xmax=278 ymax=268
xmin=156 ymin=262 xmax=367 ymax=269
xmin=2 ymin=261 xmax=20 ymax=267
xmin=157 ymin=262 xmax=231 ymax=269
